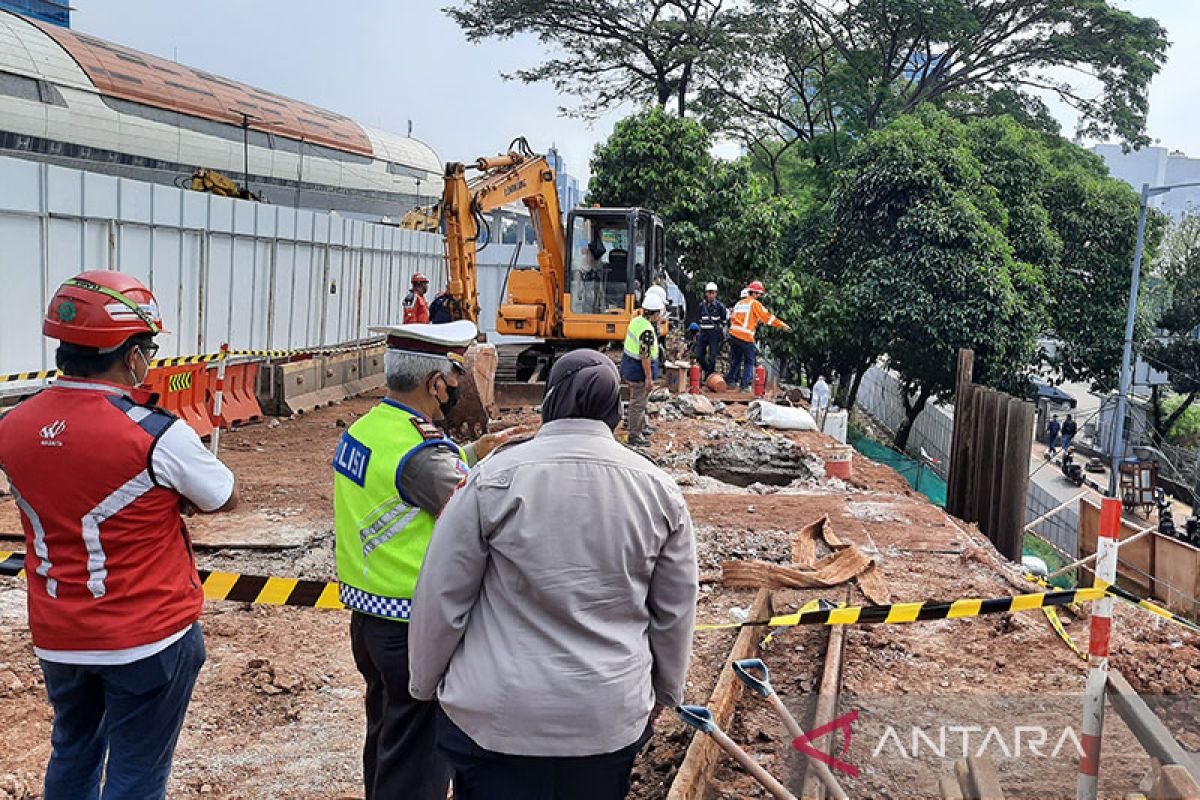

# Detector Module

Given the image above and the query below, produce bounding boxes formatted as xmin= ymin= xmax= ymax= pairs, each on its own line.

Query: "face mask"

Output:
xmin=129 ymin=347 xmax=151 ymax=387
xmin=440 ymin=383 xmax=461 ymax=417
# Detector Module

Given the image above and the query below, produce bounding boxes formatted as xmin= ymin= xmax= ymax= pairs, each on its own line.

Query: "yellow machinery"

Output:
xmin=441 ymin=138 xmax=665 ymax=378
xmin=399 ymin=203 xmax=441 ymax=232
xmin=188 ymin=168 xmax=261 ymax=202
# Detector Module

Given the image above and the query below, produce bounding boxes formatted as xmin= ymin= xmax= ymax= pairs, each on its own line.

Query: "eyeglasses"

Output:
xmin=139 ymin=344 xmax=160 ymax=361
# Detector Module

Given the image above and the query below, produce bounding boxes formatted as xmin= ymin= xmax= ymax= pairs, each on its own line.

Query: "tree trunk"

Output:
xmin=844 ymin=366 xmax=868 ymax=411
xmin=677 ymin=62 xmax=691 ymax=116
xmin=894 ymin=386 xmax=932 ymax=451
xmin=1158 ymin=391 xmax=1198 ymax=444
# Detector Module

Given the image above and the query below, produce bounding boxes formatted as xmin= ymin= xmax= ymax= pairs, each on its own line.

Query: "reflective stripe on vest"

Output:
xmin=729 ymin=300 xmax=755 ymax=338
xmin=623 ymin=314 xmax=659 ymax=360
xmin=333 ymin=401 xmax=465 ymax=621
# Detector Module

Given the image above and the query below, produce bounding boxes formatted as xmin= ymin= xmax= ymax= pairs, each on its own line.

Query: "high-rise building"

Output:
xmin=0 ymin=0 xmax=67 ymax=26
xmin=546 ymin=145 xmax=585 ymax=213
xmin=1091 ymin=144 xmax=1200 ymax=220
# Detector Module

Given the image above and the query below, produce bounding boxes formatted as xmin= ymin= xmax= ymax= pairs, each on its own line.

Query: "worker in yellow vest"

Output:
xmin=621 ymin=293 xmax=664 ymax=446
xmin=725 ymin=280 xmax=791 ymax=391
xmin=333 ymin=320 xmax=521 ymax=800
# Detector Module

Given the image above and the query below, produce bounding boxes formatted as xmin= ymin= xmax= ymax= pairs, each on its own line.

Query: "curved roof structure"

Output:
xmin=24 ymin=17 xmax=373 ymax=155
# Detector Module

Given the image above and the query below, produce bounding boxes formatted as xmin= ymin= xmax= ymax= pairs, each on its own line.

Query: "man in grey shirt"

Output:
xmin=410 ymin=349 xmax=699 ymax=799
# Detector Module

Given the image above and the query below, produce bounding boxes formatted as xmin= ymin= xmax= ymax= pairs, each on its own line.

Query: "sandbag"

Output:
xmin=747 ymin=399 xmax=818 ymax=431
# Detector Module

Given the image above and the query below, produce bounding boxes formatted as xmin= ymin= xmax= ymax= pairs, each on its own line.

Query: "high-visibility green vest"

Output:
xmin=333 ymin=399 xmax=466 ymax=622
xmin=623 ymin=314 xmax=659 ymax=360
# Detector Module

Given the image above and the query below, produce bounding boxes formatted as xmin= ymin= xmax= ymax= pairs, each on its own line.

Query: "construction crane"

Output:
xmin=441 ymin=137 xmax=666 ymax=379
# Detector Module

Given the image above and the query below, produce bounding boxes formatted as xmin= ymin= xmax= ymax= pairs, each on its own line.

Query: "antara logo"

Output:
xmin=39 ymin=420 xmax=67 ymax=446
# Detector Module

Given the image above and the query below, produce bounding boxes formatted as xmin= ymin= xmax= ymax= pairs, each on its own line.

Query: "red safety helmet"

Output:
xmin=43 ymin=271 xmax=165 ymax=351
xmin=747 ymin=280 xmax=766 ymax=294
xmin=412 ymin=272 xmax=429 ymax=285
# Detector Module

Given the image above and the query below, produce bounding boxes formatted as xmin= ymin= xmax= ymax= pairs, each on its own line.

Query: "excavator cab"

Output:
xmin=562 ymin=207 xmax=665 ymax=341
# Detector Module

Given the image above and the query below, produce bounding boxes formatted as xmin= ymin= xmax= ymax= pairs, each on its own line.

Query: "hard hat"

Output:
xmin=43 ymin=271 xmax=164 ymax=351
xmin=646 ymin=285 xmax=667 ymax=302
xmin=688 ymin=322 xmax=700 ymax=332
xmin=705 ymin=282 xmax=718 ymax=293
xmin=642 ymin=293 xmax=666 ymax=313
xmin=412 ymin=272 xmax=429 ymax=285
xmin=739 ymin=288 xmax=750 ymax=298
xmin=747 ymin=280 xmax=766 ymax=294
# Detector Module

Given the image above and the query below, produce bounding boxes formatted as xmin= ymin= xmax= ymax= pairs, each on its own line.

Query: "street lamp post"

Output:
xmin=1108 ymin=180 xmax=1200 ymax=498
xmin=235 ymin=111 xmax=258 ymax=196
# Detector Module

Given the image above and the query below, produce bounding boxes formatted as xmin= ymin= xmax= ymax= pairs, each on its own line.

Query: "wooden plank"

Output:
xmin=953 ymin=759 xmax=974 ymax=799
xmin=995 ymin=399 xmax=1034 ymax=562
xmin=956 ymin=385 xmax=980 ymax=523
xmin=1106 ymin=668 xmax=1198 ymax=772
xmin=947 ymin=349 xmax=975 ymax=517
xmin=667 ymin=588 xmax=774 ymax=800
xmin=939 ymin=774 xmax=965 ymax=800
xmin=970 ymin=389 xmax=999 ymax=529
xmin=1150 ymin=765 xmax=1200 ymax=799
xmin=965 ymin=755 xmax=1005 ymax=800
xmin=799 ymin=587 xmax=851 ymax=799
xmin=1152 ymin=534 xmax=1200 ymax=616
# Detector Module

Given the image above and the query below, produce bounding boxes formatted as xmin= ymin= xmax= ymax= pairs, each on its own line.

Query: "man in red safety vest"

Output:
xmin=724 ymin=280 xmax=791 ymax=391
xmin=0 ymin=271 xmax=239 ymax=799
xmin=404 ymin=272 xmax=431 ymax=324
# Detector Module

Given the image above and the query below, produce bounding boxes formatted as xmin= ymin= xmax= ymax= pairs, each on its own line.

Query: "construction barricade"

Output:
xmin=210 ymin=358 xmax=263 ymax=428
xmin=145 ymin=362 xmax=213 ymax=439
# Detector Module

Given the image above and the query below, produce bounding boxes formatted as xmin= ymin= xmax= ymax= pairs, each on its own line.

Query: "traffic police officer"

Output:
xmin=695 ymin=281 xmax=727 ymax=377
xmin=333 ymin=320 xmax=518 ymax=800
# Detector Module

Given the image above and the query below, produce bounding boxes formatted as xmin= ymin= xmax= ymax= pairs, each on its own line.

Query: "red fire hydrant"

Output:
xmin=688 ymin=363 xmax=702 ymax=394
xmin=753 ymin=365 xmax=767 ymax=397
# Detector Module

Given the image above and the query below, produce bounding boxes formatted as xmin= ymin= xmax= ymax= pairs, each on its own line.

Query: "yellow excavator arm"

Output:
xmin=441 ymin=138 xmax=566 ymax=338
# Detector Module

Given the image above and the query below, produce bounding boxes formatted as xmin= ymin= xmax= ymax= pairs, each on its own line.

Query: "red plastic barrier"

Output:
xmin=212 ymin=361 xmax=263 ymax=427
xmin=145 ymin=363 xmax=213 ymax=439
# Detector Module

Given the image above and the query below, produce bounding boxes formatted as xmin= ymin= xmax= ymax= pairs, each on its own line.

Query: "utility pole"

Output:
xmin=235 ymin=111 xmax=258 ymax=196
xmin=1108 ymin=181 xmax=1200 ymax=498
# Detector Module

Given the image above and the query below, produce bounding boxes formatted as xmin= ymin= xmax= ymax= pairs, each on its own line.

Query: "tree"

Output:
xmin=588 ymin=108 xmax=793 ymax=292
xmin=812 ymin=110 xmax=1042 ymax=449
xmin=700 ymin=0 xmax=1167 ymax=186
xmin=1143 ymin=211 xmax=1200 ymax=442
xmin=444 ymin=0 xmax=738 ymax=116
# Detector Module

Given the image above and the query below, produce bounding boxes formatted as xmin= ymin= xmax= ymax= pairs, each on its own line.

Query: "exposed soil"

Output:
xmin=0 ymin=392 xmax=1196 ymax=799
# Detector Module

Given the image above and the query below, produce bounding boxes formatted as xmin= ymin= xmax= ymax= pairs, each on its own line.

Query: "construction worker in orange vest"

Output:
xmin=724 ymin=280 xmax=791 ymax=391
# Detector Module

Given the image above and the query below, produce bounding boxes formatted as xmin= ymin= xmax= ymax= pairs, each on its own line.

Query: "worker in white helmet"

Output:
xmin=621 ymin=293 xmax=665 ymax=446
xmin=695 ymin=281 xmax=727 ymax=377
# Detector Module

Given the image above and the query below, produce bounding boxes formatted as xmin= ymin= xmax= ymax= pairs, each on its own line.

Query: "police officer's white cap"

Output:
xmin=369 ymin=320 xmax=478 ymax=366
xmin=705 ymin=282 xmax=718 ymax=293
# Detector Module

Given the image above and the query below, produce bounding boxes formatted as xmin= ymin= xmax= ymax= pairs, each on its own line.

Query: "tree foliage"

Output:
xmin=444 ymin=0 xmax=737 ymax=116
xmin=700 ymin=0 xmax=1167 ymax=187
xmin=588 ymin=108 xmax=794 ymax=291
xmin=1143 ymin=212 xmax=1200 ymax=441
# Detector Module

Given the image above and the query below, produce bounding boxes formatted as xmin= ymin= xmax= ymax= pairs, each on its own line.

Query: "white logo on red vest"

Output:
xmin=40 ymin=419 xmax=67 ymax=447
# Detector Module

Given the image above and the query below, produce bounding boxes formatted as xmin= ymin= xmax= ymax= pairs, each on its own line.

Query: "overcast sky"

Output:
xmin=71 ymin=1 xmax=1198 ymax=185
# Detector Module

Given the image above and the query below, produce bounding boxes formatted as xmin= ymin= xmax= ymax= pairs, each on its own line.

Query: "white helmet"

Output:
xmin=705 ymin=282 xmax=718 ymax=293
xmin=739 ymin=288 xmax=750 ymax=298
xmin=642 ymin=292 xmax=666 ymax=312
xmin=646 ymin=285 xmax=668 ymax=302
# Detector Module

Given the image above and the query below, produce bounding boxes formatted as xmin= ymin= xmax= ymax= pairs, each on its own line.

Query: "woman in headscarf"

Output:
xmin=409 ymin=349 xmax=698 ymax=800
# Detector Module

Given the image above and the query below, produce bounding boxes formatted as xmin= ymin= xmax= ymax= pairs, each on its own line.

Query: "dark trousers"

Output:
xmin=436 ymin=707 xmax=652 ymax=800
xmin=40 ymin=622 xmax=205 ymax=800
xmin=695 ymin=331 xmax=723 ymax=376
xmin=725 ymin=337 xmax=757 ymax=389
xmin=350 ymin=611 xmax=451 ymax=800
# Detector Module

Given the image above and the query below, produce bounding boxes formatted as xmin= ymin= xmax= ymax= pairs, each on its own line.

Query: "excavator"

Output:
xmin=437 ymin=138 xmax=667 ymax=434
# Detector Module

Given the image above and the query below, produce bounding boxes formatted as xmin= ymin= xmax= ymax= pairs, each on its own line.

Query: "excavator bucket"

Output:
xmin=442 ymin=343 xmax=498 ymax=440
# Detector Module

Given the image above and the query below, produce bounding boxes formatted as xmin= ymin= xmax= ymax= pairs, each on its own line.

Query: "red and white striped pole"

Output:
xmin=1076 ymin=497 xmax=1121 ymax=800
xmin=209 ymin=343 xmax=229 ymax=456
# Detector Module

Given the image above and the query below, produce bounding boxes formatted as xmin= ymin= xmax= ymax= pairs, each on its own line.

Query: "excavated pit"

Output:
xmin=693 ymin=438 xmax=821 ymax=487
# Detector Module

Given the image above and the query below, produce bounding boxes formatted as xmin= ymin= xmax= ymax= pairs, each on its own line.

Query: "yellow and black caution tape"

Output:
xmin=0 ymin=338 xmax=386 ymax=385
xmin=1 ymin=550 xmax=343 ymax=610
xmin=695 ymin=585 xmax=1108 ymax=631
xmin=1025 ymin=572 xmax=1200 ymax=637
xmin=1042 ymin=607 xmax=1087 ymax=661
